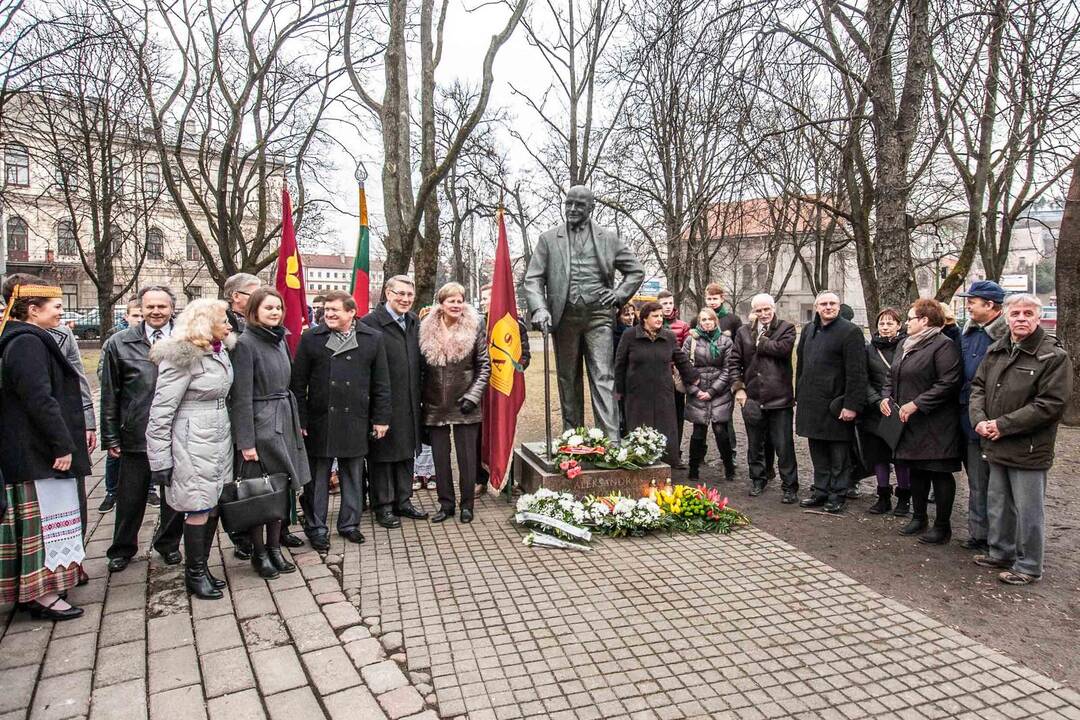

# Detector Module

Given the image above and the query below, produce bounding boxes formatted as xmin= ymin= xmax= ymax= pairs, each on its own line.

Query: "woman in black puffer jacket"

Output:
xmin=419 ymin=282 xmax=491 ymax=524
xmin=683 ymin=308 xmax=735 ymax=482
xmin=860 ymin=308 xmax=909 ymax=515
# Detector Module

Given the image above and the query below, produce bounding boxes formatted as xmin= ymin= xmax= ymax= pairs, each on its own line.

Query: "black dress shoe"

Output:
xmin=267 ymin=547 xmax=296 ymax=573
xmin=825 ymin=501 xmax=846 ymax=514
xmin=918 ymin=526 xmax=952 ymax=545
xmin=159 ymin=550 xmax=182 ymax=565
xmin=233 ymin=543 xmax=252 ymax=561
xmin=376 ymin=513 xmax=402 ymax=529
xmin=899 ymin=517 xmax=928 ymax=536
xmin=394 ymin=505 xmax=429 ymax=520
xmin=799 ymin=497 xmax=827 ymax=508
xmin=310 ymin=536 xmax=330 ymax=552
xmin=431 ymin=510 xmax=452 ymax=523
xmin=29 ymin=597 xmax=84 ymax=621
xmin=107 ymin=557 xmax=130 ymax=573
xmin=960 ymin=537 xmax=988 ymax=551
xmin=781 ymin=491 xmax=798 ymax=504
xmin=460 ymin=508 xmax=474 ymax=523
xmin=341 ymin=529 xmax=366 ymax=544
xmin=280 ymin=531 xmax=305 ymax=548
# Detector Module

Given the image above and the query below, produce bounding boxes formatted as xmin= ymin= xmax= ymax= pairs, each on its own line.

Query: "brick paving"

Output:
xmin=3 ymin=455 xmax=1080 ymax=720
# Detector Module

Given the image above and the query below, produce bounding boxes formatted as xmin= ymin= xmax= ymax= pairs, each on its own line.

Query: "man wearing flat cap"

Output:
xmin=956 ymin=280 xmax=1008 ymax=552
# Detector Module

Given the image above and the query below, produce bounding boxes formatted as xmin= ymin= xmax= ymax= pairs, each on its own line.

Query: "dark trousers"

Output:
xmin=104 ymin=454 xmax=120 ymax=495
xmin=303 ymin=455 xmax=364 ymax=539
xmin=370 ymin=459 xmax=416 ymax=514
xmin=689 ymin=422 xmax=734 ymax=468
xmin=910 ymin=468 xmax=955 ymax=529
xmin=673 ymin=392 xmax=686 ymax=456
xmin=807 ymin=438 xmax=850 ymax=503
xmin=106 ymin=452 xmax=185 ymax=560
xmin=475 ymin=424 xmax=489 ymax=486
xmin=429 ymin=423 xmax=480 ymax=513
xmin=747 ymin=407 xmax=798 ymax=493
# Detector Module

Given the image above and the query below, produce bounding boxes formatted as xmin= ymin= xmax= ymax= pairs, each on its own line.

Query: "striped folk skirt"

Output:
xmin=0 ymin=481 xmax=81 ymax=604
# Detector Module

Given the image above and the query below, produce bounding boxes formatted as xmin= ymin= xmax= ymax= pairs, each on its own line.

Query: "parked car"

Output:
xmin=71 ymin=308 xmax=127 ymax=340
xmin=1041 ymin=306 xmax=1057 ymax=332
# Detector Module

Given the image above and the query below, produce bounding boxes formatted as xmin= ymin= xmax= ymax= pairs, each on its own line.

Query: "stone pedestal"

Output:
xmin=513 ymin=441 xmax=671 ymax=497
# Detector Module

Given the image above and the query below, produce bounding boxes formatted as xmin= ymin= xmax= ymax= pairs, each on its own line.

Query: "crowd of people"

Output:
xmin=0 ymin=271 xmax=1070 ymax=623
xmin=613 ymin=281 xmax=1071 ymax=588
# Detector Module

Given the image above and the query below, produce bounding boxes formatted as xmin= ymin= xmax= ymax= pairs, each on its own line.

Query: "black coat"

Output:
xmin=614 ymin=326 xmax=698 ymax=463
xmin=882 ymin=332 xmax=962 ymax=467
xmin=228 ymin=326 xmax=311 ymax=490
xmin=290 ymin=322 xmax=392 ymax=459
xmin=858 ymin=333 xmax=904 ymax=467
xmin=795 ymin=316 xmax=868 ymax=441
xmin=729 ymin=318 xmax=796 ymax=410
xmin=0 ymin=321 xmax=90 ymax=482
xmin=360 ymin=305 xmax=422 ymax=462
xmin=100 ymin=323 xmax=165 ymax=452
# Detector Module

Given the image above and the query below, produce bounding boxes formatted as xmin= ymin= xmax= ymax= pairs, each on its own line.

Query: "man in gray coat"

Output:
xmin=522 ymin=185 xmax=644 ymax=439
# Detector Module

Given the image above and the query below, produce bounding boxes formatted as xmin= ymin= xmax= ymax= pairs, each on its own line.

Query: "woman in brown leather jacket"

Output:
xmin=419 ymin=282 xmax=491 ymax=524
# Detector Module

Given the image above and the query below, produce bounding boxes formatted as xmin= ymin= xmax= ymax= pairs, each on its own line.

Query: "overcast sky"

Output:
xmin=312 ymin=1 xmax=553 ymax=260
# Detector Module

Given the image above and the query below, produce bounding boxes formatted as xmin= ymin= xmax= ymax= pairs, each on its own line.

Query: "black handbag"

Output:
xmin=219 ymin=461 xmax=290 ymax=533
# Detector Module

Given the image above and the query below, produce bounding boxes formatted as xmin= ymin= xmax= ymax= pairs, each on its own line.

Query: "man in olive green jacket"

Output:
xmin=969 ymin=294 xmax=1072 ymax=586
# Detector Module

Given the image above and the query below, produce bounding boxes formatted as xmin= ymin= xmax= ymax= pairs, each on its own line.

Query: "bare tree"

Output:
xmin=4 ymin=8 xmax=159 ymax=335
xmin=344 ymin=0 xmax=526 ymax=303
xmin=1057 ymin=152 xmax=1080 ymax=424
xmin=111 ymin=0 xmax=342 ymax=291
xmin=931 ymin=0 xmax=1080 ymax=297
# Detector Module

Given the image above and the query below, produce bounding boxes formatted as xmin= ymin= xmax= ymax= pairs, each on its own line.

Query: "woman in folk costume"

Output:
xmin=0 ymin=277 xmax=92 ymax=620
xmin=146 ymin=299 xmax=236 ymax=599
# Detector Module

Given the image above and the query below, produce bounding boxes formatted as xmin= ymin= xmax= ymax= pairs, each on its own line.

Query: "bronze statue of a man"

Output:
xmin=523 ymin=185 xmax=644 ymax=439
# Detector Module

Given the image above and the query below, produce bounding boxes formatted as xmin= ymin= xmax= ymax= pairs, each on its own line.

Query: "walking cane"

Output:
xmin=543 ymin=327 xmax=553 ymax=466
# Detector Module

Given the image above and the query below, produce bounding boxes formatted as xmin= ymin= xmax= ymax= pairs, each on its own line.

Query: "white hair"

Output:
xmin=751 ymin=293 xmax=776 ymax=309
xmin=815 ymin=290 xmax=840 ymax=303
xmin=224 ymin=273 xmax=261 ymax=299
xmin=1003 ymin=293 xmax=1042 ymax=314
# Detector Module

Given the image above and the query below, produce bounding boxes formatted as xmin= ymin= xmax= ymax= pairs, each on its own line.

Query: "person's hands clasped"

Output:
xmin=898 ymin=401 xmax=918 ymax=423
xmin=879 ymin=399 xmax=892 ymax=416
xmin=696 ymin=390 xmax=711 ymax=402
xmin=976 ymin=419 xmax=1001 ymax=440
xmin=53 ymin=453 xmax=72 ymax=472
xmin=839 ymin=408 xmax=857 ymax=422
xmin=734 ymin=389 xmax=747 ymax=408
xmin=372 ymin=424 xmax=389 ymax=439
xmin=458 ymin=398 xmax=477 ymax=415
xmin=108 ymin=447 xmax=122 ymax=459
xmin=241 ymin=448 xmax=259 ymax=462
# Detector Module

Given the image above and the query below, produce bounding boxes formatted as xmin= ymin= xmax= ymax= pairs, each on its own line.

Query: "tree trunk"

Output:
xmin=380 ymin=0 xmax=415 ymax=277
xmin=1056 ymin=153 xmax=1080 ymax=425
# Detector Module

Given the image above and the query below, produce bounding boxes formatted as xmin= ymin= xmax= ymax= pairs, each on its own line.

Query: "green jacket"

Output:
xmin=969 ymin=326 xmax=1072 ymax=470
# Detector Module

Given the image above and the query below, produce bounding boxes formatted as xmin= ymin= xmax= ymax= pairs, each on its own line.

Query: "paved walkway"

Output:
xmin=3 ymin=456 xmax=1080 ymax=720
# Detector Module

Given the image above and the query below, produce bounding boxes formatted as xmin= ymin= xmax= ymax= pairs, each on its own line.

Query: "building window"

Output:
xmin=6 ymin=216 xmax=29 ymax=260
xmin=145 ymin=164 xmax=161 ymax=195
xmin=5 ymin=143 xmax=30 ymax=186
xmin=742 ymin=263 xmax=754 ymax=286
xmin=107 ymin=223 xmax=124 ymax=256
xmin=61 ymin=283 xmax=77 ymax=309
xmin=186 ymin=286 xmax=202 ymax=301
xmin=57 ymin=220 xmax=78 ymax=256
xmin=186 ymin=232 xmax=200 ymax=261
xmin=147 ymin=227 xmax=164 ymax=259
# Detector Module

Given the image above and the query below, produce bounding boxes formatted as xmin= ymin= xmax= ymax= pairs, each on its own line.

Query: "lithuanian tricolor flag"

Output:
xmin=350 ymin=185 xmax=370 ymax=315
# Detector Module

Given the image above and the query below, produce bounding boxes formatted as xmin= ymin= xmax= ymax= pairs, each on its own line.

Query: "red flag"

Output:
xmin=274 ymin=186 xmax=309 ymax=355
xmin=481 ymin=208 xmax=525 ymax=491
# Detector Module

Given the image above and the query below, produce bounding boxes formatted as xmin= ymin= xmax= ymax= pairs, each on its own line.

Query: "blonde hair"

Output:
xmin=175 ymin=298 xmax=228 ymax=349
xmin=435 ymin=282 xmax=466 ymax=305
xmin=697 ymin=307 xmax=719 ymax=327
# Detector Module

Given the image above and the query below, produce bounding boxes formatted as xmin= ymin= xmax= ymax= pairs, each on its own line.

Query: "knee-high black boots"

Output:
xmin=184 ymin=522 xmax=223 ymax=600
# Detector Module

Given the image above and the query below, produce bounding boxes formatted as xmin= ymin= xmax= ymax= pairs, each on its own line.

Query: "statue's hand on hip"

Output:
xmin=531 ymin=308 xmax=552 ymax=334
xmin=596 ymin=289 xmax=617 ymax=307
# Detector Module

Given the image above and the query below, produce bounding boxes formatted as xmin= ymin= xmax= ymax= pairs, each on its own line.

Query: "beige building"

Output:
xmin=302 ymin=253 xmax=386 ymax=304
xmin=1 ymin=94 xmax=279 ymax=311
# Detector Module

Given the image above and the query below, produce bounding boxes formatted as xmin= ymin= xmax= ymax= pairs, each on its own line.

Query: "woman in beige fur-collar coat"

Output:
xmin=419 ymin=282 xmax=490 ymax=523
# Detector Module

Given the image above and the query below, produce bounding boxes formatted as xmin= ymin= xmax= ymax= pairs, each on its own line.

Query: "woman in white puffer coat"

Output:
xmin=146 ymin=298 xmax=235 ymax=600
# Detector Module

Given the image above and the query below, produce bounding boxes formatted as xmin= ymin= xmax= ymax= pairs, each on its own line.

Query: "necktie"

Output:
xmin=397 ymin=316 xmax=406 ymax=331
xmin=151 ymin=329 xmax=163 ymax=345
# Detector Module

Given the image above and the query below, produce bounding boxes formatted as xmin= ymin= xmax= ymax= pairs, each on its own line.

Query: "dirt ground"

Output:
xmin=517 ymin=334 xmax=1080 ymax=691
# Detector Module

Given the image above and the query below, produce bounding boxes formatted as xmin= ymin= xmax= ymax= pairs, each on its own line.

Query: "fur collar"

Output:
xmin=149 ymin=333 xmax=237 ymax=367
xmin=419 ymin=303 xmax=480 ymax=365
xmin=963 ymin=311 xmax=1008 ymax=341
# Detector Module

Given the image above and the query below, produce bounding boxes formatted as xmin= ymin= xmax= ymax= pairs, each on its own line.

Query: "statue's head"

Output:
xmin=564 ymin=185 xmax=595 ymax=228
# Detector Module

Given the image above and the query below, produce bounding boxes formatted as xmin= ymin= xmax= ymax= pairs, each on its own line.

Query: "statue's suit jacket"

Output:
xmin=523 ymin=220 xmax=644 ymax=330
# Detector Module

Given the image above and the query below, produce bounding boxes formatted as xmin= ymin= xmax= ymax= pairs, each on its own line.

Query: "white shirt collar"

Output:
xmin=144 ymin=322 xmax=172 ymax=340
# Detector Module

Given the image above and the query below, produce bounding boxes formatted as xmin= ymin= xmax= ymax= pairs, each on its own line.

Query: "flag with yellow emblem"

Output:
xmin=274 ymin=185 xmax=309 ymax=355
xmin=481 ymin=207 xmax=525 ymax=491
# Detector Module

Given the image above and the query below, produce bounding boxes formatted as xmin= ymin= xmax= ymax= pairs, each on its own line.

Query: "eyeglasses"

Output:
xmin=907 ymin=314 xmax=920 ymax=321
xmin=388 ymin=289 xmax=415 ymax=298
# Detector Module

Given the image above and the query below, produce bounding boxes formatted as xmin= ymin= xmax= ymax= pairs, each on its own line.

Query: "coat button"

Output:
xmin=331 ymin=381 xmax=336 ymax=386
xmin=330 ymin=406 xmax=335 ymax=411
xmin=346 ymin=355 xmax=352 ymax=360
